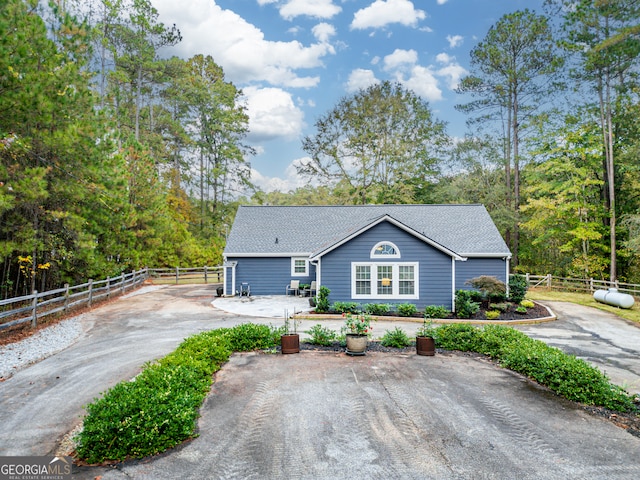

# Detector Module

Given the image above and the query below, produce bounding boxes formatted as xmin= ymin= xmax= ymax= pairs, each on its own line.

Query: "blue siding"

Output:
xmin=455 ymin=258 xmax=508 ymax=291
xmin=321 ymin=222 xmax=453 ymax=310
xmin=227 ymin=257 xmax=316 ymax=296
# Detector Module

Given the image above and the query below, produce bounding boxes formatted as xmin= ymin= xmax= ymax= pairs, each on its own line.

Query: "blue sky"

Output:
xmin=153 ymin=0 xmax=544 ymax=193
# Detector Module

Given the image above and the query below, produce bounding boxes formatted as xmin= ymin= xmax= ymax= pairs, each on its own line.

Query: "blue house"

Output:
xmin=222 ymin=204 xmax=511 ymax=311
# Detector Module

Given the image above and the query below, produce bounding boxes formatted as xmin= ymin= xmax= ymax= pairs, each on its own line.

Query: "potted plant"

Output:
xmin=342 ymin=311 xmax=373 ymax=356
xmin=281 ymin=309 xmax=301 ymax=354
xmin=416 ymin=314 xmax=437 ymax=356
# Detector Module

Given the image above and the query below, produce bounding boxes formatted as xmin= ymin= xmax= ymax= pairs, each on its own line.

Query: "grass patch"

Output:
xmin=434 ymin=323 xmax=638 ymax=413
xmin=75 ymin=323 xmax=279 ymax=464
xmin=528 ymin=288 xmax=640 ymax=324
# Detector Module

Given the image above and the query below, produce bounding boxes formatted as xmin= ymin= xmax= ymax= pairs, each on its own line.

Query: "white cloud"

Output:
xmin=312 ymin=22 xmax=336 ymax=43
xmin=446 ymin=34 xmax=464 ymax=48
xmin=280 ymin=0 xmax=342 ymax=20
xmin=435 ymin=53 xmax=467 ymax=90
xmin=153 ymin=0 xmax=334 ymax=88
xmin=351 ymin=0 xmax=426 ymax=30
xmin=251 ymin=159 xmax=318 ymax=192
xmin=383 ymin=49 xmax=418 ymax=71
xmin=346 ymin=69 xmax=379 ymax=92
xmin=437 ymin=0 xmax=449 ymax=4
xmin=243 ymin=87 xmax=305 ymax=142
xmin=398 ymin=65 xmax=442 ymax=102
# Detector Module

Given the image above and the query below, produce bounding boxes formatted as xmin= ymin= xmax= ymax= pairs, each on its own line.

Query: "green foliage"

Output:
xmin=396 ymin=303 xmax=418 ymax=317
xmin=508 ymin=275 xmax=528 ymax=304
xmin=520 ymin=299 xmax=535 ymax=309
xmin=75 ymin=323 xmax=281 ymax=463
xmin=363 ymin=303 xmax=392 ymax=315
xmin=305 ymin=324 xmax=337 ymax=346
xmin=437 ymin=324 xmax=638 ymax=412
xmin=416 ymin=318 xmax=436 ymax=338
xmin=515 ymin=306 xmax=528 ymax=314
xmin=455 ymin=290 xmax=480 ymax=318
xmin=332 ymin=301 xmax=360 ymax=314
xmin=489 ymin=303 xmax=510 ymax=312
xmin=315 ymin=286 xmax=331 ymax=313
xmin=342 ymin=312 xmax=374 ymax=336
xmin=423 ymin=305 xmax=450 ymax=319
xmin=380 ymin=327 xmax=411 ymax=348
xmin=485 ymin=310 xmax=501 ymax=320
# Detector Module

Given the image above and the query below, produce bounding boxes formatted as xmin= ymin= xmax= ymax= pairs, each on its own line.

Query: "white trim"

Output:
xmin=225 ymin=252 xmax=310 ymax=258
xmin=461 ymin=253 xmax=512 ymax=259
xmin=452 ymin=257 xmax=456 ymax=313
xmin=291 ymin=257 xmax=309 ymax=277
xmin=370 ymin=241 xmax=401 ymax=259
xmin=351 ymin=261 xmax=419 ymax=300
xmin=506 ymin=258 xmax=511 ymax=297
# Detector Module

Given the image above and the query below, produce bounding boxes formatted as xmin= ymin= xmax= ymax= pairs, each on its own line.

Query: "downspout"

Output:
xmin=451 ymin=257 xmax=456 ymax=313
xmin=505 ymin=257 xmax=511 ymax=297
xmin=310 ymin=259 xmax=320 ymax=298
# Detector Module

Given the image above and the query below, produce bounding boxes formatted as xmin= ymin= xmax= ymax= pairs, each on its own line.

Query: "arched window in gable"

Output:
xmin=370 ymin=241 xmax=400 ymax=259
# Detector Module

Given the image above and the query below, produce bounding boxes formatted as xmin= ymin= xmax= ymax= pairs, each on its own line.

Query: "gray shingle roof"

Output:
xmin=223 ymin=204 xmax=511 ymax=258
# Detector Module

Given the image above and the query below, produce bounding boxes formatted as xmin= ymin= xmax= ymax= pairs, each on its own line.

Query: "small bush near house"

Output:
xmin=424 ymin=305 xmax=450 ymax=318
xmin=380 ymin=327 xmax=411 ymax=348
xmin=363 ymin=303 xmax=392 ymax=315
xmin=485 ymin=310 xmax=501 ymax=320
xmin=466 ymin=276 xmax=507 ymax=301
xmin=315 ymin=286 xmax=331 ymax=313
xmin=509 ymin=274 xmax=528 ymax=304
xmin=455 ymin=290 xmax=480 ymax=318
xmin=305 ymin=324 xmax=337 ymax=346
xmin=332 ymin=301 xmax=360 ymax=314
xmin=520 ymin=299 xmax=535 ymax=309
xmin=515 ymin=306 xmax=528 ymax=314
xmin=396 ymin=303 xmax=418 ymax=317
xmin=489 ymin=302 xmax=510 ymax=312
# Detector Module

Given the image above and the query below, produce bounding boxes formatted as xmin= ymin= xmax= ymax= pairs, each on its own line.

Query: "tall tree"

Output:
xmin=298 ymin=81 xmax=449 ymax=205
xmin=456 ymin=9 xmax=563 ymax=268
xmin=548 ymin=0 xmax=640 ymax=281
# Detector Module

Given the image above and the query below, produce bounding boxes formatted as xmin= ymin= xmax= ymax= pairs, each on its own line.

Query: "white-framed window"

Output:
xmin=370 ymin=241 xmax=400 ymax=258
xmin=351 ymin=262 xmax=418 ymax=299
xmin=291 ymin=257 xmax=309 ymax=276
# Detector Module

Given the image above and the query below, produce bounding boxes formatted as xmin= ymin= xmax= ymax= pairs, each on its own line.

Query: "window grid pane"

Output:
xmin=399 ymin=265 xmax=414 ymax=295
xmin=377 ymin=265 xmax=393 ymax=295
xmin=356 ymin=266 xmax=371 ymax=295
xmin=294 ymin=260 xmax=306 ymax=273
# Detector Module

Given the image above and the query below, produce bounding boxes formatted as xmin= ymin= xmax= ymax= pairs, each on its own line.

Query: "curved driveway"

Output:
xmin=0 ymin=286 xmax=638 ymax=479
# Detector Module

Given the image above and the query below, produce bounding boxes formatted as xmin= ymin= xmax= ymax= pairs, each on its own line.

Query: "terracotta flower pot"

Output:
xmin=281 ymin=334 xmax=300 ymax=354
xmin=416 ymin=336 xmax=436 ymax=356
xmin=345 ymin=334 xmax=368 ymax=356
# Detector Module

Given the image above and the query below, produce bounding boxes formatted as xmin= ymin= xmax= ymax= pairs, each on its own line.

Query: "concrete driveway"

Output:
xmin=0 ymin=286 xmax=639 ymax=479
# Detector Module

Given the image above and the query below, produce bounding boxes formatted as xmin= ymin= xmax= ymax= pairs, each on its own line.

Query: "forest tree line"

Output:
xmin=1 ymin=0 xmax=639 ymax=298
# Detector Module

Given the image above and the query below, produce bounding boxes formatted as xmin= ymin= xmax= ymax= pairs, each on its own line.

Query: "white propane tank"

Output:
xmin=593 ymin=288 xmax=635 ymax=309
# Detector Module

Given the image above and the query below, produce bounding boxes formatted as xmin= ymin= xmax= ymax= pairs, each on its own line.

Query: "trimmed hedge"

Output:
xmin=76 ymin=324 xmax=279 ymax=464
xmin=434 ymin=324 xmax=638 ymax=412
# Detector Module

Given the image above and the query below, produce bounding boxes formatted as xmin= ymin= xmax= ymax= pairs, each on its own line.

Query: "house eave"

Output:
xmin=224 ymin=252 xmax=312 ymax=258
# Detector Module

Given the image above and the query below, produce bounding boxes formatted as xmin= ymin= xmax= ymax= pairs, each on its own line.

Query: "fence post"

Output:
xmin=64 ymin=283 xmax=70 ymax=312
xmin=88 ymin=279 xmax=94 ymax=308
xmin=547 ymin=274 xmax=552 ymax=288
xmin=589 ymin=278 xmax=594 ymax=293
xmin=31 ymin=290 xmax=38 ymax=328
xmin=176 ymin=266 xmax=179 ymax=285
xmin=204 ymin=265 xmax=208 ymax=284
xmin=106 ymin=277 xmax=111 ymax=299
xmin=121 ymin=273 xmax=126 ymax=294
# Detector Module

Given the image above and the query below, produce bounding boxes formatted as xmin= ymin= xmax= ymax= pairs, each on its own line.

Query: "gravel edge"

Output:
xmin=0 ymin=316 xmax=84 ymax=380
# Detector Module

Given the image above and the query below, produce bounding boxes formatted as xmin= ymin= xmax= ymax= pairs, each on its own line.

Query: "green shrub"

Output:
xmin=434 ymin=323 xmax=483 ymax=352
xmin=315 ymin=286 xmax=330 ymax=313
xmin=380 ymin=327 xmax=411 ymax=348
xmin=396 ymin=303 xmax=418 ymax=317
xmin=332 ymin=301 xmax=360 ymax=314
xmin=515 ymin=306 xmax=527 ymax=314
xmin=423 ymin=305 xmax=450 ymax=318
xmin=363 ymin=303 xmax=392 ymax=315
xmin=520 ymin=299 xmax=535 ymax=309
xmin=305 ymin=324 xmax=337 ymax=346
xmin=437 ymin=324 xmax=638 ymax=413
xmin=455 ymin=290 xmax=480 ymax=318
xmin=485 ymin=310 xmax=501 ymax=320
xmin=489 ymin=302 xmax=510 ymax=312
xmin=75 ymin=323 xmax=281 ymax=463
xmin=509 ymin=274 xmax=528 ymax=304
